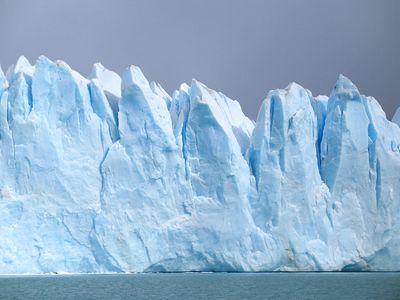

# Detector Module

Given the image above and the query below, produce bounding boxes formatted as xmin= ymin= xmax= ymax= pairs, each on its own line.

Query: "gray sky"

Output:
xmin=0 ymin=0 xmax=399 ymax=119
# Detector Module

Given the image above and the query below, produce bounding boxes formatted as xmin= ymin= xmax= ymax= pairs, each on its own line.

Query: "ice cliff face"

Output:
xmin=0 ymin=56 xmax=398 ymax=273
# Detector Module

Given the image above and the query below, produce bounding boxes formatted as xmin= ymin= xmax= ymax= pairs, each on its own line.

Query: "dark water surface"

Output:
xmin=0 ymin=272 xmax=399 ymax=300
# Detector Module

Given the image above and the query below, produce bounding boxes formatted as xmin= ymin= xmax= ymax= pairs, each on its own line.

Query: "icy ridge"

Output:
xmin=0 ymin=56 xmax=399 ymax=273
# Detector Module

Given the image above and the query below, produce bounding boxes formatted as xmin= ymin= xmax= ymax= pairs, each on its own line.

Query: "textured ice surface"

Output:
xmin=0 ymin=56 xmax=399 ymax=273
xmin=393 ymin=107 xmax=400 ymax=126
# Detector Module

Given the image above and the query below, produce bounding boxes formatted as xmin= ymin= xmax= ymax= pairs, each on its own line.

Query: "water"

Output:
xmin=0 ymin=272 xmax=398 ymax=300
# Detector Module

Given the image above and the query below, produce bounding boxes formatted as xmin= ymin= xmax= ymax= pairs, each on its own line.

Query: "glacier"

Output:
xmin=0 ymin=56 xmax=399 ymax=273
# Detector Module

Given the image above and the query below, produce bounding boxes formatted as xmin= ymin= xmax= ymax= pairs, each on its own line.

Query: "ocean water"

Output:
xmin=0 ymin=272 xmax=398 ymax=300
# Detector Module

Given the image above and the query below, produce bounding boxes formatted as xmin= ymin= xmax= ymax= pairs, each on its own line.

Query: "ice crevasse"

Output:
xmin=0 ymin=56 xmax=399 ymax=273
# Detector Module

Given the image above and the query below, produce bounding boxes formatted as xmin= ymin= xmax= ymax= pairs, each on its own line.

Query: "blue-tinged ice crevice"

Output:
xmin=0 ymin=57 xmax=399 ymax=273
xmin=310 ymin=94 xmax=328 ymax=170
xmin=169 ymin=83 xmax=191 ymax=179
xmin=89 ymin=63 xmax=121 ymax=123
xmin=88 ymin=79 xmax=119 ymax=143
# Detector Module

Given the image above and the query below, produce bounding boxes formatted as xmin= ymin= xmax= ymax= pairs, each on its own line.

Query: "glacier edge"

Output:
xmin=0 ymin=57 xmax=399 ymax=273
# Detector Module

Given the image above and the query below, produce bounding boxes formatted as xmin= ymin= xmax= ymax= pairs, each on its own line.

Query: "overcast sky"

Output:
xmin=0 ymin=0 xmax=399 ymax=119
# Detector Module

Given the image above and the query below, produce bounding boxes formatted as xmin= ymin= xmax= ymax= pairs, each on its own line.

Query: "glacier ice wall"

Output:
xmin=0 ymin=56 xmax=399 ymax=273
